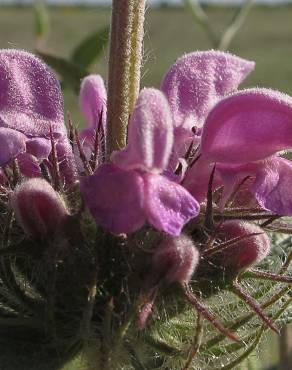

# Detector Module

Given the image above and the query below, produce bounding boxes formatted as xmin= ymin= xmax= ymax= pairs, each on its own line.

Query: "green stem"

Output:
xmin=183 ymin=0 xmax=219 ymax=48
xmin=218 ymin=0 xmax=253 ymax=51
xmin=182 ymin=313 xmax=204 ymax=370
xmin=106 ymin=0 xmax=146 ymax=158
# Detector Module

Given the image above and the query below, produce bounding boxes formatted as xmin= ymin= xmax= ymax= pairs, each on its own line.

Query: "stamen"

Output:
xmin=188 ymin=152 xmax=201 ymax=169
xmin=184 ymin=140 xmax=195 ymax=162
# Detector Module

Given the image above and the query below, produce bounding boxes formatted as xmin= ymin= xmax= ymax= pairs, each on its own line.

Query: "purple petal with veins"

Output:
xmin=161 ymin=50 xmax=254 ymax=129
xmin=0 ymin=49 xmax=65 ymax=137
xmin=144 ymin=173 xmax=200 ymax=236
xmin=201 ymin=89 xmax=292 ymax=164
xmin=252 ymin=157 xmax=292 ymax=215
xmin=80 ymin=164 xmax=146 ymax=235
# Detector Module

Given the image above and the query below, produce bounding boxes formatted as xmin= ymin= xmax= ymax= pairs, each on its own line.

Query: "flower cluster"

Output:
xmin=79 ymin=50 xmax=292 ymax=236
xmin=1 ymin=48 xmax=292 ymax=368
xmin=3 ymin=49 xmax=292 ymax=239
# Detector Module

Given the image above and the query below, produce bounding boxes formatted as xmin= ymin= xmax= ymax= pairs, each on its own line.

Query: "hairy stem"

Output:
xmin=106 ymin=0 xmax=146 ymax=158
xmin=202 ymin=286 xmax=290 ymax=350
xmin=232 ymin=280 xmax=280 ymax=335
xmin=182 ymin=283 xmax=240 ymax=343
xmin=128 ymin=1 xmax=146 ymax=113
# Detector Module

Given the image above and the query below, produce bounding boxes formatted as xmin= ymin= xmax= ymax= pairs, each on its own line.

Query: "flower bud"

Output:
xmin=215 ymin=220 xmax=270 ymax=273
xmin=152 ymin=234 xmax=199 ymax=284
xmin=10 ymin=178 xmax=69 ymax=239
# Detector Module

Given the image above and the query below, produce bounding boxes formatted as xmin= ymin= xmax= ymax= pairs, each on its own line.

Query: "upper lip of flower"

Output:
xmin=0 ymin=49 xmax=77 ymax=185
xmin=160 ymin=50 xmax=292 ymax=217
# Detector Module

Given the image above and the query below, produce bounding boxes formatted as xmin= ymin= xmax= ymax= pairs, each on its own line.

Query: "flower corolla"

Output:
xmin=80 ymin=88 xmax=200 ymax=235
xmin=161 ymin=50 xmax=292 ymax=216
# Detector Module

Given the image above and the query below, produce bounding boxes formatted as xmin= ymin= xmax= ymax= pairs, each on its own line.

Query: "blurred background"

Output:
xmin=0 ymin=0 xmax=291 ymax=369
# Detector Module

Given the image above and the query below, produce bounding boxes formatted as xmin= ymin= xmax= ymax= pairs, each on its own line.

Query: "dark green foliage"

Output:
xmin=0 ymin=189 xmax=291 ymax=370
xmin=71 ymin=26 xmax=110 ymax=70
xmin=37 ymin=51 xmax=89 ymax=93
xmin=34 ymin=1 xmax=50 ymax=42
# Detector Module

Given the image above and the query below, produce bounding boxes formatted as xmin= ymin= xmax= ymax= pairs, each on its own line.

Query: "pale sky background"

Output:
xmin=0 ymin=0 xmax=292 ymax=5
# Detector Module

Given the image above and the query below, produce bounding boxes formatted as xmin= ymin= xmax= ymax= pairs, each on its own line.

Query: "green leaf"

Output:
xmin=71 ymin=26 xmax=110 ymax=69
xmin=34 ymin=1 xmax=50 ymax=40
xmin=37 ymin=52 xmax=89 ymax=93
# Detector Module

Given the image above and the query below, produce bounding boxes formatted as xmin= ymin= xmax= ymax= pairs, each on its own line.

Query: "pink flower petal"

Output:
xmin=201 ymin=89 xmax=292 ymax=164
xmin=17 ymin=153 xmax=41 ymax=178
xmin=0 ymin=127 xmax=26 ymax=166
xmin=252 ymin=157 xmax=292 ymax=215
xmin=80 ymin=164 xmax=146 ymax=234
xmin=26 ymin=137 xmax=51 ymax=160
xmin=112 ymin=88 xmax=173 ymax=173
xmin=79 ymin=74 xmax=107 ymax=128
xmin=56 ymin=137 xmax=77 ymax=187
xmin=144 ymin=173 xmax=200 ymax=236
xmin=0 ymin=50 xmax=65 ymax=137
xmin=183 ymin=156 xmax=222 ymax=203
xmin=217 ymin=162 xmax=260 ymax=209
xmin=161 ymin=51 xmax=254 ymax=129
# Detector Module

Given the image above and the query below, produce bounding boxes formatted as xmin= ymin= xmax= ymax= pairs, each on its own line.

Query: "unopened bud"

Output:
xmin=152 ymin=234 xmax=199 ymax=284
xmin=10 ymin=178 xmax=69 ymax=239
xmin=215 ymin=220 xmax=270 ymax=273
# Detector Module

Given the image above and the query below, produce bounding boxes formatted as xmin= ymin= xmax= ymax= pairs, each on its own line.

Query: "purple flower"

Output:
xmin=196 ymin=89 xmax=292 ymax=215
xmin=0 ymin=49 xmax=76 ymax=185
xmin=161 ymin=50 xmax=255 ymax=170
xmin=161 ymin=50 xmax=292 ymax=216
xmin=77 ymin=75 xmax=107 ymax=166
xmin=80 ymin=88 xmax=199 ymax=235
